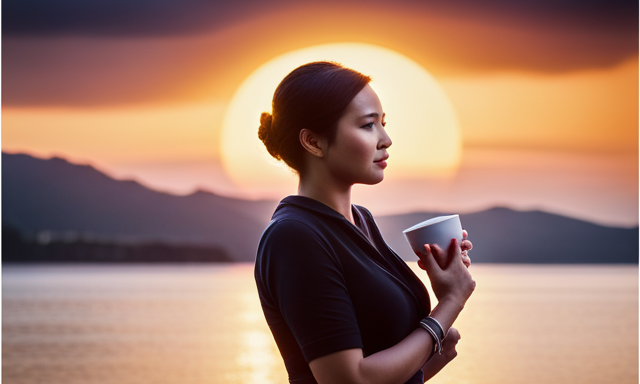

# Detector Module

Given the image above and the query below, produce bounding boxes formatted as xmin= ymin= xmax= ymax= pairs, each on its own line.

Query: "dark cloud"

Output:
xmin=3 ymin=0 xmax=637 ymax=37
xmin=3 ymin=0 xmax=243 ymax=37
xmin=2 ymin=0 xmax=637 ymax=107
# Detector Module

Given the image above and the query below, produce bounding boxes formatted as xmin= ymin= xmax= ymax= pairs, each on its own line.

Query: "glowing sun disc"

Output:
xmin=220 ymin=43 xmax=461 ymax=196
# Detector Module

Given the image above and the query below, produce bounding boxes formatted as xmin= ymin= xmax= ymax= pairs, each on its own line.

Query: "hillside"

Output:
xmin=376 ymin=208 xmax=638 ymax=263
xmin=3 ymin=152 xmax=637 ymax=263
xmin=2 ymin=152 xmax=277 ymax=261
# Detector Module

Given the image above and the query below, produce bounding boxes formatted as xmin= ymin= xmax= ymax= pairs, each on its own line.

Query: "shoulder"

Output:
xmin=256 ymin=218 xmax=342 ymax=288
xmin=261 ymin=218 xmax=323 ymax=243
xmin=258 ymin=218 xmax=334 ymax=261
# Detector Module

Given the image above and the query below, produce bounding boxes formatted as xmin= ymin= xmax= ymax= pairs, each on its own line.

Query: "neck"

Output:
xmin=297 ymin=170 xmax=354 ymax=224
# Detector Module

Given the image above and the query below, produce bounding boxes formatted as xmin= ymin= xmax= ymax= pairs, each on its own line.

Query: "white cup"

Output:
xmin=403 ymin=214 xmax=463 ymax=256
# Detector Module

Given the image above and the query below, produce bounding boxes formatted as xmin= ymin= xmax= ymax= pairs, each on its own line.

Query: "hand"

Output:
xmin=416 ymin=230 xmax=473 ymax=270
xmin=421 ymin=327 xmax=461 ymax=381
xmin=415 ymin=238 xmax=476 ymax=309
xmin=461 ymin=229 xmax=472 ymax=268
xmin=441 ymin=327 xmax=461 ymax=361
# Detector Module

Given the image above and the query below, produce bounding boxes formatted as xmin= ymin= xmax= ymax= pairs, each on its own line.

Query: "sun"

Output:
xmin=220 ymin=43 xmax=461 ymax=197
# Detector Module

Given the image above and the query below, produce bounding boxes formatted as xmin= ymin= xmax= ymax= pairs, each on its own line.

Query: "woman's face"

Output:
xmin=323 ymin=84 xmax=392 ymax=185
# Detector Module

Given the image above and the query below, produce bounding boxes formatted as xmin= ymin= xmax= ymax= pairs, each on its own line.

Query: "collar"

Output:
xmin=276 ymin=195 xmax=356 ymax=222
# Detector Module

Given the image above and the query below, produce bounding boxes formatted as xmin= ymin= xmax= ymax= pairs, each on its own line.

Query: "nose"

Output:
xmin=378 ymin=126 xmax=392 ymax=149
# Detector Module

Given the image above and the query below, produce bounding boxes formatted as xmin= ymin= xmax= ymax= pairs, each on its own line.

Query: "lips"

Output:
xmin=374 ymin=154 xmax=389 ymax=169
xmin=374 ymin=154 xmax=389 ymax=163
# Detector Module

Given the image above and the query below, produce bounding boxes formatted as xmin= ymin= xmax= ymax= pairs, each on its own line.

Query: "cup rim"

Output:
xmin=402 ymin=214 xmax=459 ymax=234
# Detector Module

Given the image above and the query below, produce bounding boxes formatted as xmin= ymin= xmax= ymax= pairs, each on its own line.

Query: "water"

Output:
xmin=3 ymin=264 xmax=638 ymax=384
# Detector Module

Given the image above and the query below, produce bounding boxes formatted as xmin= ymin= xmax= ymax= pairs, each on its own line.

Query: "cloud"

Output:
xmin=4 ymin=0 xmax=257 ymax=37
xmin=2 ymin=0 xmax=637 ymax=107
xmin=4 ymin=0 xmax=637 ymax=38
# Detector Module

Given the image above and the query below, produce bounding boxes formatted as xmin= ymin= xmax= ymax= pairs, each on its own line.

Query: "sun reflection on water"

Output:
xmin=236 ymin=291 xmax=288 ymax=384
xmin=2 ymin=264 xmax=636 ymax=384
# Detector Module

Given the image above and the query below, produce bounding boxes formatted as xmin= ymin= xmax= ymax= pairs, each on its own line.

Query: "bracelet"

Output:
xmin=419 ymin=316 xmax=446 ymax=355
xmin=425 ymin=316 xmax=447 ymax=339
xmin=418 ymin=320 xmax=442 ymax=355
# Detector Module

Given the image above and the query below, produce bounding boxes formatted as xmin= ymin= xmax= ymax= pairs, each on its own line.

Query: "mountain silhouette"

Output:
xmin=2 ymin=152 xmax=277 ymax=261
xmin=376 ymin=209 xmax=638 ymax=263
xmin=3 ymin=152 xmax=637 ymax=263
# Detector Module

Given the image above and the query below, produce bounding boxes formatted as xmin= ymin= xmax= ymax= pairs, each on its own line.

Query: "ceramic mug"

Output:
xmin=403 ymin=214 xmax=463 ymax=256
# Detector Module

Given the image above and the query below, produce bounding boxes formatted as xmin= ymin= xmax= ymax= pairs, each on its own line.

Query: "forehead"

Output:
xmin=342 ymin=84 xmax=384 ymax=118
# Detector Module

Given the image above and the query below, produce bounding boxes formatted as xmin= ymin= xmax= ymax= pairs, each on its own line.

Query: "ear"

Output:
xmin=299 ymin=129 xmax=327 ymax=158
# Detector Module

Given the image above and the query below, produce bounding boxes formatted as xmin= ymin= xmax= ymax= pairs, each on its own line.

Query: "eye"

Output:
xmin=361 ymin=122 xmax=375 ymax=129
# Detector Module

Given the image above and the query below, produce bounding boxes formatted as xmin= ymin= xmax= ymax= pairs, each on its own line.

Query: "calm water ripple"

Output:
xmin=3 ymin=264 xmax=638 ymax=384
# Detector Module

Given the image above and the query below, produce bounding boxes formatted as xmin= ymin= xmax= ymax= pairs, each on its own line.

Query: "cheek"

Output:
xmin=342 ymin=133 xmax=375 ymax=160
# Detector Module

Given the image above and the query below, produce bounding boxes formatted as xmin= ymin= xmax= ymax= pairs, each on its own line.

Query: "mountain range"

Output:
xmin=3 ymin=152 xmax=637 ymax=263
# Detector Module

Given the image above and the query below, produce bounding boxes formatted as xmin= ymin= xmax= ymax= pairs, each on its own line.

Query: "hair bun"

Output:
xmin=258 ymin=112 xmax=281 ymax=159
xmin=258 ymin=112 xmax=273 ymax=142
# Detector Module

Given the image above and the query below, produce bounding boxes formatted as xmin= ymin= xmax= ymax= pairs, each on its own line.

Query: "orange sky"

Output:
xmin=3 ymin=2 xmax=637 ymax=107
xmin=2 ymin=1 xmax=638 ymax=226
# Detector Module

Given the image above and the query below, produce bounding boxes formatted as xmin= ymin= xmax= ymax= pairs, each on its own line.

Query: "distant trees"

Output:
xmin=2 ymin=224 xmax=231 ymax=263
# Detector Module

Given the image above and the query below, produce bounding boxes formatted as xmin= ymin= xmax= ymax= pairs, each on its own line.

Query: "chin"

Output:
xmin=360 ymin=173 xmax=385 ymax=185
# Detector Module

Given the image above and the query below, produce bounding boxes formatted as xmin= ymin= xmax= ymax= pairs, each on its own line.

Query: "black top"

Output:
xmin=254 ymin=195 xmax=431 ymax=384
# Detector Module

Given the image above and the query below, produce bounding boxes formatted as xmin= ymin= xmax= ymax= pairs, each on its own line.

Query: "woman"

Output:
xmin=254 ymin=61 xmax=476 ymax=384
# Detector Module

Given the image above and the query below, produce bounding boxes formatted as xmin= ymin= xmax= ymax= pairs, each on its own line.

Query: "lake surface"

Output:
xmin=3 ymin=264 xmax=638 ymax=384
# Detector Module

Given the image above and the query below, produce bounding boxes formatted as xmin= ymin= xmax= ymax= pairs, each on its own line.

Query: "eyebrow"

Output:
xmin=359 ymin=112 xmax=385 ymax=119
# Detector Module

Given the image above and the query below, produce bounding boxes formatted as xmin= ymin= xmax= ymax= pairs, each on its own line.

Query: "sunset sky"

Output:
xmin=3 ymin=0 xmax=638 ymax=227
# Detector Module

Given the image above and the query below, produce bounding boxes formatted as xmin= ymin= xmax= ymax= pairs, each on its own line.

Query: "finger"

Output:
xmin=446 ymin=238 xmax=461 ymax=269
xmin=462 ymin=256 xmax=471 ymax=268
xmin=462 ymin=229 xmax=468 ymax=240
xmin=420 ymin=244 xmax=441 ymax=273
xmin=461 ymin=250 xmax=468 ymax=265
xmin=429 ymin=243 xmax=447 ymax=269
xmin=446 ymin=327 xmax=461 ymax=341
xmin=461 ymin=240 xmax=473 ymax=251
xmin=414 ymin=249 xmax=429 ymax=269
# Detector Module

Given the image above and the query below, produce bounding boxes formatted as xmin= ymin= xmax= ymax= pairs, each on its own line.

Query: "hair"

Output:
xmin=257 ymin=61 xmax=371 ymax=174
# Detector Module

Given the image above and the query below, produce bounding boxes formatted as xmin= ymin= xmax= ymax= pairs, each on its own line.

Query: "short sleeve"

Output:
xmin=261 ymin=219 xmax=363 ymax=363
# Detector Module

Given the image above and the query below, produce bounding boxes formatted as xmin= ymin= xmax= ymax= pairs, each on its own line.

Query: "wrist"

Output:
xmin=429 ymin=297 xmax=464 ymax=334
xmin=437 ymin=295 xmax=465 ymax=313
xmin=418 ymin=317 xmax=445 ymax=355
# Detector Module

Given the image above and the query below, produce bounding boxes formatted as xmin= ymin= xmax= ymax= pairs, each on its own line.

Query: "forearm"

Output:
xmin=356 ymin=328 xmax=434 ymax=384
xmin=420 ymin=299 xmax=466 ymax=382
xmin=428 ymin=297 xmax=464 ymax=337
xmin=310 ymin=298 xmax=464 ymax=384
xmin=419 ymin=299 xmax=465 ymax=382
xmin=421 ymin=352 xmax=450 ymax=382
xmin=357 ymin=298 xmax=463 ymax=383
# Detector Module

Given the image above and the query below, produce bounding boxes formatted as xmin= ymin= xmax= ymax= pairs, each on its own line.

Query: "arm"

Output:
xmin=309 ymin=238 xmax=475 ymax=384
xmin=418 ymin=231 xmax=473 ymax=382
xmin=309 ymin=298 xmax=464 ymax=384
xmin=421 ymin=327 xmax=461 ymax=382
